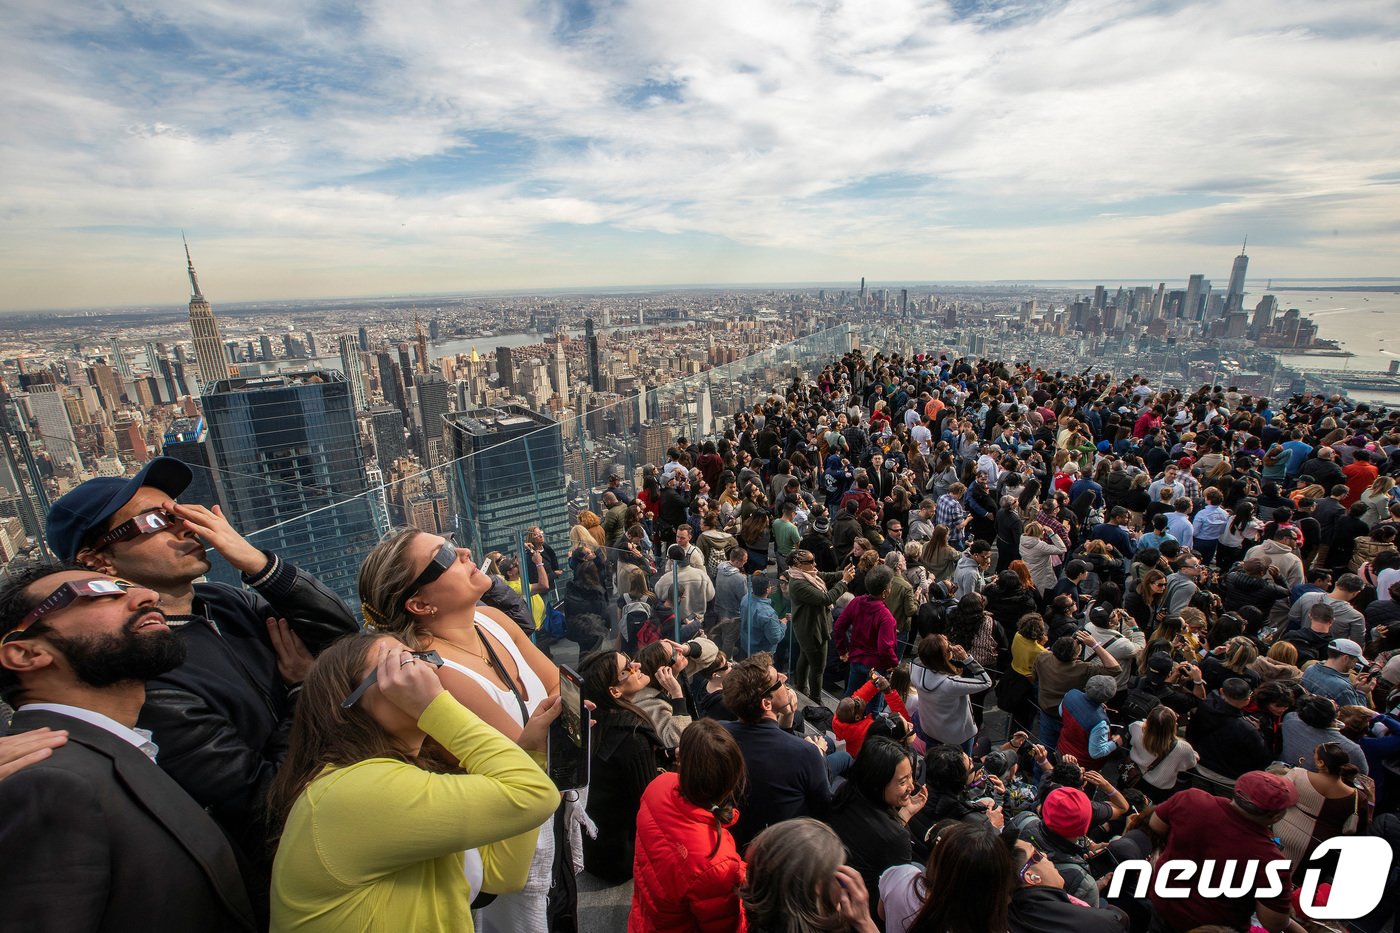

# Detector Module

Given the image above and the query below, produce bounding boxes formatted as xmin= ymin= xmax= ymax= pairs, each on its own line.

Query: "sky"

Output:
xmin=1 ymin=0 xmax=1398 ymax=310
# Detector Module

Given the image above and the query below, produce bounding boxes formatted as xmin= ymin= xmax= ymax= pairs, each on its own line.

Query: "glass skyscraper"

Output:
xmin=202 ymin=370 xmax=377 ymax=605
xmin=446 ymin=405 xmax=569 ymax=559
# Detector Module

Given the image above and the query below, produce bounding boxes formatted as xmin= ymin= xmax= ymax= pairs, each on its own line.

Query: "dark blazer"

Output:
xmin=0 ymin=710 xmax=255 ymax=933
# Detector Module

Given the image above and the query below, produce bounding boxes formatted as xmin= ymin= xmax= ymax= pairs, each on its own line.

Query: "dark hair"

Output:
xmin=265 ymin=633 xmax=462 ymax=835
xmin=1314 ymin=741 xmax=1361 ymax=786
xmin=864 ymin=565 xmax=895 ymax=598
xmin=1221 ymin=677 xmax=1252 ymax=702
xmin=916 ymin=634 xmax=958 ymax=675
xmin=678 ymin=719 xmax=747 ymax=857
xmin=923 ymin=743 xmax=972 ymax=797
xmin=1296 ymin=694 xmax=1339 ymax=729
xmin=947 ymin=594 xmax=988 ymax=649
xmin=579 ymin=649 xmax=652 ymax=742
xmin=638 ymin=639 xmax=674 ymax=679
xmin=723 ymin=652 xmax=778 ymax=725
xmin=1050 ymin=635 xmax=1079 ymax=662
xmin=836 ymin=737 xmax=912 ymax=814
xmin=907 ymin=822 xmax=1013 ymax=933
xmin=0 ymin=561 xmax=80 ymax=703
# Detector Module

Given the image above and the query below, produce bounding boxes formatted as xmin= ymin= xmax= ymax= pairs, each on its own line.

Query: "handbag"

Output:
xmin=1119 ymin=740 xmax=1175 ymax=789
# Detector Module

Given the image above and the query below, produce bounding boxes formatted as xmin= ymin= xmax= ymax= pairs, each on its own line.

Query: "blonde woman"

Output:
xmin=571 ymin=511 xmax=606 ymax=550
xmin=358 ymin=530 xmax=562 ymax=932
xmin=1360 ymin=476 xmax=1397 ymax=527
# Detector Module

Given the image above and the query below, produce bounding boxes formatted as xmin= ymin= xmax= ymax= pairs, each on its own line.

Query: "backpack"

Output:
xmin=915 ymin=597 xmax=955 ymax=640
xmin=1112 ymin=686 xmax=1162 ymax=726
xmin=620 ymin=598 xmax=655 ymax=651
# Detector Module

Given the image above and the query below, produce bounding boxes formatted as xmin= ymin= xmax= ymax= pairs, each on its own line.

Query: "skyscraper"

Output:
xmin=414 ymin=372 xmax=451 ymax=464
xmin=109 ymin=338 xmax=132 ymax=378
xmin=338 ymin=334 xmax=369 ymax=411
xmin=415 ymin=313 xmax=430 ymax=375
xmin=25 ymin=383 xmax=83 ymax=470
xmin=496 ymin=346 xmax=515 ymax=394
xmin=369 ymin=405 xmax=409 ymax=474
xmin=585 ymin=320 xmax=602 ymax=392
xmin=1225 ymin=238 xmax=1249 ymax=316
xmin=202 ymin=371 xmax=378 ymax=605
xmin=550 ymin=338 xmax=570 ymax=404
xmin=1183 ymin=274 xmax=1205 ymax=321
xmin=183 ymin=237 xmax=231 ymax=391
xmin=446 ymin=405 xmax=568 ymax=558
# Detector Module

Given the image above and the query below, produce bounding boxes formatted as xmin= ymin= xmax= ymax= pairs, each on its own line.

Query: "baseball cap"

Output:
xmin=1147 ymin=652 xmax=1174 ymax=675
xmin=1041 ymin=787 xmax=1093 ymax=838
xmin=46 ymin=457 xmax=193 ymax=560
xmin=1235 ymin=770 xmax=1299 ymax=811
xmin=1328 ymin=638 xmax=1364 ymax=659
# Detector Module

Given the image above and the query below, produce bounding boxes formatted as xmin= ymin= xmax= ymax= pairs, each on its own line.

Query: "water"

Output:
xmin=1265 ymin=280 xmax=1400 ymax=404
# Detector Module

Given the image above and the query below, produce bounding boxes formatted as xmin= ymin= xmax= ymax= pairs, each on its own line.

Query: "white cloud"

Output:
xmin=0 ymin=0 xmax=1397 ymax=309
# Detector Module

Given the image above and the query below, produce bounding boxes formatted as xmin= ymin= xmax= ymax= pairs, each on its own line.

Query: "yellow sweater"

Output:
xmin=270 ymin=692 xmax=558 ymax=932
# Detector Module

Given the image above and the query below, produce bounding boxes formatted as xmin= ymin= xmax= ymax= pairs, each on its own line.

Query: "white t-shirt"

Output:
xmin=878 ymin=863 xmax=925 ymax=933
xmin=911 ymin=424 xmax=932 ymax=455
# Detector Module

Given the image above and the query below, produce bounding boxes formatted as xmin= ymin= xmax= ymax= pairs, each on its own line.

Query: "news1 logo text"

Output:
xmin=1106 ymin=837 xmax=1391 ymax=920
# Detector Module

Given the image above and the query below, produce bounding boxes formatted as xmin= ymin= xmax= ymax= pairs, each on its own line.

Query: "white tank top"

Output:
xmin=438 ymin=612 xmax=549 ymax=728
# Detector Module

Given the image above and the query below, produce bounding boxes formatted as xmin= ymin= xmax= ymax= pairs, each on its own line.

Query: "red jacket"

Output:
xmin=832 ymin=679 xmax=912 ymax=759
xmin=1343 ymin=461 xmax=1378 ymax=507
xmin=631 ymin=772 xmax=746 ymax=933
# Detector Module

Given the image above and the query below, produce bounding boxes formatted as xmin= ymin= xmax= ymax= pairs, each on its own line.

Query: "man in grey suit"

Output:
xmin=0 ymin=562 xmax=254 ymax=933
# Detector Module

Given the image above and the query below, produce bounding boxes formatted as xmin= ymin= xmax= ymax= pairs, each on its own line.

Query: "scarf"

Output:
xmin=788 ymin=566 xmax=828 ymax=594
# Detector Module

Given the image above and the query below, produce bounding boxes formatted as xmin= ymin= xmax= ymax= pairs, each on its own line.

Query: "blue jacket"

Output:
xmin=740 ymin=591 xmax=785 ymax=656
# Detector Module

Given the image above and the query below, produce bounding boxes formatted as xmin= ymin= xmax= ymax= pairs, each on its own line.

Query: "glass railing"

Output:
xmin=222 ymin=317 xmax=1146 ymax=689
xmin=227 ymin=321 xmax=858 ymax=681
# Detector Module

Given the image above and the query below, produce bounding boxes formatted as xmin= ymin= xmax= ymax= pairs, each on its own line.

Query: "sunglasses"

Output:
xmin=5 ymin=578 xmax=137 ymax=643
xmin=1018 ymin=848 xmax=1047 ymax=881
xmin=92 ymin=509 xmax=177 ymax=550
xmin=761 ymin=675 xmax=786 ymax=699
xmin=400 ymin=540 xmax=458 ymax=610
xmin=340 ymin=649 xmax=444 ymax=709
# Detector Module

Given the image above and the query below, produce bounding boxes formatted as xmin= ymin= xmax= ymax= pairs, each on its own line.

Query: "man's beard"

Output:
xmin=46 ymin=619 xmax=186 ymax=688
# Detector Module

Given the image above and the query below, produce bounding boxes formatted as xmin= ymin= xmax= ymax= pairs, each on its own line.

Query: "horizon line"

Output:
xmin=4 ymin=275 xmax=1398 ymax=316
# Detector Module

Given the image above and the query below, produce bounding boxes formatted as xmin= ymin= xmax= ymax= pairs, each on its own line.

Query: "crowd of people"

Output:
xmin=4 ymin=347 xmax=1400 ymax=932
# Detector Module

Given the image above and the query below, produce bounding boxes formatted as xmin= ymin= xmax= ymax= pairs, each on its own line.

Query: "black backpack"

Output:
xmin=1113 ymin=685 xmax=1162 ymax=726
xmin=915 ymin=597 xmax=956 ymax=640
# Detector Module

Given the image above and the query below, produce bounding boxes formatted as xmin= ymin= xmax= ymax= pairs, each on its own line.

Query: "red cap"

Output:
xmin=1042 ymin=787 xmax=1092 ymax=838
xmin=1235 ymin=771 xmax=1298 ymax=811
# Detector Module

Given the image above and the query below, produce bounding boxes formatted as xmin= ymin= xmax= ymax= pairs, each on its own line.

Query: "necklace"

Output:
xmin=430 ymin=633 xmax=494 ymax=669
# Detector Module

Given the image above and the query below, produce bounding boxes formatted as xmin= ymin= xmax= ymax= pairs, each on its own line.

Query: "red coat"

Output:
xmin=832 ymin=679 xmax=912 ymax=759
xmin=630 ymin=772 xmax=747 ymax=933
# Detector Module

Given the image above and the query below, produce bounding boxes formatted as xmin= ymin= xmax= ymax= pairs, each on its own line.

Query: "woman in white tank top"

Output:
xmin=360 ymin=529 xmax=564 ymax=933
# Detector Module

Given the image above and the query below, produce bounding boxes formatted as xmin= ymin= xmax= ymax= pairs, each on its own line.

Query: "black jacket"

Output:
xmin=1185 ymin=691 xmax=1272 ymax=779
xmin=1009 ymin=886 xmax=1129 ymax=933
xmin=1 ymin=711 xmax=256 ymax=933
xmin=824 ymin=789 xmax=910 ymax=919
xmin=583 ymin=710 xmax=668 ymax=884
xmin=136 ymin=553 xmax=357 ymax=892
xmin=1222 ymin=570 xmax=1290 ymax=617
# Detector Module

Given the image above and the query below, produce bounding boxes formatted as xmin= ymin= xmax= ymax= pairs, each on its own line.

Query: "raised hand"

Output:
xmin=164 ymin=500 xmax=265 ymax=573
xmin=375 ymin=642 xmax=446 ymax=720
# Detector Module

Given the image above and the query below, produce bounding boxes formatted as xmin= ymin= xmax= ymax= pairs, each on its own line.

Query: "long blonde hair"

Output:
xmin=357 ymin=528 xmax=434 ymax=648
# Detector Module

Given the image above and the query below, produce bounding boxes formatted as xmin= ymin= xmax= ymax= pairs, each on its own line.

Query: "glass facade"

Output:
xmin=446 ymin=405 xmax=569 ymax=559
xmin=204 ymin=370 xmax=378 ymax=605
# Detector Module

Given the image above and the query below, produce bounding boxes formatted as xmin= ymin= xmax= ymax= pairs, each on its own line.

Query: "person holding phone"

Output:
xmin=356 ymin=530 xmax=563 ymax=931
xmin=267 ymin=634 xmax=559 ymax=932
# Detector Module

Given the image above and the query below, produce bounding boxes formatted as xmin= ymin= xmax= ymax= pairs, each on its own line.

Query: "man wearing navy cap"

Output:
xmin=45 ymin=457 xmax=358 ymax=916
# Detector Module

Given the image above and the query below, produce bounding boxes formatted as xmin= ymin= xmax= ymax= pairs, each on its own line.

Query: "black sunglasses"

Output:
xmin=400 ymin=540 xmax=457 ymax=610
xmin=340 ymin=650 xmax=444 ymax=709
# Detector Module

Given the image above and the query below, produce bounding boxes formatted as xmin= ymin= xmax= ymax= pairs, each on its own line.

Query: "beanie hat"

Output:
xmin=1042 ymin=787 xmax=1093 ymax=838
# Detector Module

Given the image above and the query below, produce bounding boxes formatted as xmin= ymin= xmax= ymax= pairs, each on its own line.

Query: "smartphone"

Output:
xmin=548 ymin=665 xmax=589 ymax=792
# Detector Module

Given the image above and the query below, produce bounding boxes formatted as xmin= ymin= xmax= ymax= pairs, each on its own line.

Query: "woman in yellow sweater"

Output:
xmin=266 ymin=633 xmax=560 ymax=932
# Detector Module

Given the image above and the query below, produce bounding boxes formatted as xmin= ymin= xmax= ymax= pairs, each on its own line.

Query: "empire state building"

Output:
xmin=184 ymin=236 xmax=231 ymax=391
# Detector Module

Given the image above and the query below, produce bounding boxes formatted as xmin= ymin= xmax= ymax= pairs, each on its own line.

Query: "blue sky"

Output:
xmin=1 ymin=0 xmax=1397 ymax=309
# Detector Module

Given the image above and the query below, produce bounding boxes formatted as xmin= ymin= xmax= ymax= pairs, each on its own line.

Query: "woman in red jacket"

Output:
xmin=631 ymin=719 xmax=747 ymax=933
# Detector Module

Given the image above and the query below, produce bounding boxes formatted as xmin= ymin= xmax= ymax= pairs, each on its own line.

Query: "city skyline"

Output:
xmin=3 ymin=0 xmax=1398 ymax=311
